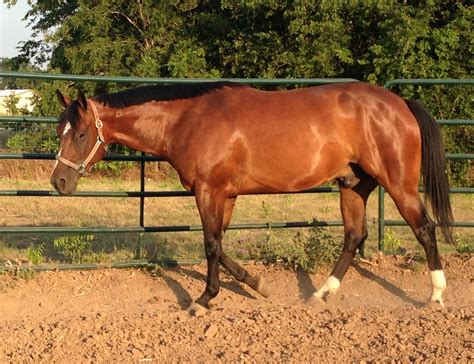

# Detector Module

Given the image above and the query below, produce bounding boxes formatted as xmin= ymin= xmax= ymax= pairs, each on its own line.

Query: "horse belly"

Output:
xmin=242 ymin=134 xmax=350 ymax=193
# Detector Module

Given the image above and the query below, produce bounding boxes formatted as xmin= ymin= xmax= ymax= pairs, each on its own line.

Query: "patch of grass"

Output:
xmin=381 ymin=229 xmax=406 ymax=255
xmin=0 ymin=177 xmax=472 ymax=265
xmin=2 ymin=259 xmax=37 ymax=282
xmin=258 ymin=222 xmax=341 ymax=272
xmin=53 ymin=235 xmax=94 ymax=263
xmin=26 ymin=243 xmax=44 ymax=265
xmin=454 ymin=233 xmax=473 ymax=254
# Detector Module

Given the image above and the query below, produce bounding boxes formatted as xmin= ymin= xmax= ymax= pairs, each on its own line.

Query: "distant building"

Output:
xmin=0 ymin=89 xmax=35 ymax=115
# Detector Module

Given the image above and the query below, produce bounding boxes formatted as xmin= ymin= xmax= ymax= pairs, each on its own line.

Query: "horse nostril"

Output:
xmin=58 ymin=178 xmax=66 ymax=189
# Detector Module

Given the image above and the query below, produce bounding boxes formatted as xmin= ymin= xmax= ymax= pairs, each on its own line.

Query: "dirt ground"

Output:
xmin=0 ymin=254 xmax=472 ymax=363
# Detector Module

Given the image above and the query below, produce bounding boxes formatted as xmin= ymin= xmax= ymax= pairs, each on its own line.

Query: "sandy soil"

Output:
xmin=0 ymin=254 xmax=472 ymax=363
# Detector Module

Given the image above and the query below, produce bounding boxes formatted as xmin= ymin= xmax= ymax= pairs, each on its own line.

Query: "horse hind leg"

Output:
xmin=308 ymin=173 xmax=377 ymax=306
xmin=386 ymin=188 xmax=446 ymax=307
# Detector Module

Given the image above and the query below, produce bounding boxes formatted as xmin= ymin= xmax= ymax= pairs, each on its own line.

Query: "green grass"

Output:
xmin=0 ymin=176 xmax=472 ymax=266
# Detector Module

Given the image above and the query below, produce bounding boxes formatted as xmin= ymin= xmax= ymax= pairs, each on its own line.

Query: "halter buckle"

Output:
xmin=78 ymin=164 xmax=87 ymax=176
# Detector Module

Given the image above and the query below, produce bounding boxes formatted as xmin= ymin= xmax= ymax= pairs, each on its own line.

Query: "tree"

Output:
xmin=4 ymin=0 xmax=472 ymax=185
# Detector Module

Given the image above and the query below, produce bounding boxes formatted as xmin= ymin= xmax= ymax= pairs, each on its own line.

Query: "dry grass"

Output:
xmin=0 ymin=161 xmax=472 ymax=264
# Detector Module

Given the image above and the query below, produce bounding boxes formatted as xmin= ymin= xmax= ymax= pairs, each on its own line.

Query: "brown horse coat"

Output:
xmin=52 ymin=82 xmax=453 ymax=313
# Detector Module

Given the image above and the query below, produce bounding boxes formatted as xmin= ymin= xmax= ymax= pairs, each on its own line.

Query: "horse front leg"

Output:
xmin=187 ymin=185 xmax=226 ymax=316
xmin=219 ymin=197 xmax=270 ymax=298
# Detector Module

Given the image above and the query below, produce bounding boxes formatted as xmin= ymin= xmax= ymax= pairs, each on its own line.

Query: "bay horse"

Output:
xmin=51 ymin=82 xmax=453 ymax=315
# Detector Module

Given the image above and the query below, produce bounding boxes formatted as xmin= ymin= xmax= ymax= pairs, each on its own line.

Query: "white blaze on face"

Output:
xmin=430 ymin=270 xmax=447 ymax=306
xmin=313 ymin=275 xmax=340 ymax=299
xmin=53 ymin=122 xmax=70 ymax=171
xmin=62 ymin=122 xmax=72 ymax=136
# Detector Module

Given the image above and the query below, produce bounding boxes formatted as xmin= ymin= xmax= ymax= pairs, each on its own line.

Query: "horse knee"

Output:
xmin=204 ymin=238 xmax=221 ymax=259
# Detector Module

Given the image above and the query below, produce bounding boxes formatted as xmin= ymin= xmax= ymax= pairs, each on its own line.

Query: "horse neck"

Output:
xmin=99 ymin=102 xmax=175 ymax=157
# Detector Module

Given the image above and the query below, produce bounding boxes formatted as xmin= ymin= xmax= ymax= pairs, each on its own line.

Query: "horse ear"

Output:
xmin=77 ymin=89 xmax=88 ymax=110
xmin=56 ymin=89 xmax=72 ymax=109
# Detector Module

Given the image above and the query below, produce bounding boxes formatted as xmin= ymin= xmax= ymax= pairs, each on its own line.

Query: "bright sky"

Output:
xmin=0 ymin=0 xmax=33 ymax=58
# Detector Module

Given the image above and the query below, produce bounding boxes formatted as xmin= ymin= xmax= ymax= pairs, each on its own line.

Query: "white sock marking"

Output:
xmin=430 ymin=270 xmax=446 ymax=306
xmin=314 ymin=276 xmax=340 ymax=299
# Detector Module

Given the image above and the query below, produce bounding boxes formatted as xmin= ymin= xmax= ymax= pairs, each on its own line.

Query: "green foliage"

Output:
xmin=2 ymin=0 xmax=472 ymax=185
xmin=6 ymin=125 xmax=58 ymax=153
xmin=454 ymin=232 xmax=473 ymax=254
xmin=93 ymin=161 xmax=134 ymax=176
xmin=404 ymin=253 xmax=427 ymax=273
xmin=26 ymin=243 xmax=44 ymax=265
xmin=2 ymin=94 xmax=20 ymax=115
xmin=259 ymin=222 xmax=341 ymax=272
xmin=53 ymin=235 xmax=94 ymax=263
xmin=381 ymin=229 xmax=405 ymax=254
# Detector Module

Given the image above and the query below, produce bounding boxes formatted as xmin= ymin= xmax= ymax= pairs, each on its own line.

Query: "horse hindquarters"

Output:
xmin=375 ymin=100 xmax=452 ymax=307
xmin=387 ymin=99 xmax=453 ymax=307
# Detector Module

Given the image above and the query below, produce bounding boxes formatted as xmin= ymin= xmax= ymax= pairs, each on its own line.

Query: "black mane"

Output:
xmin=94 ymin=82 xmax=248 ymax=108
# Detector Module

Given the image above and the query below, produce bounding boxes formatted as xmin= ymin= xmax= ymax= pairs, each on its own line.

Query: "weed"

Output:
xmin=404 ymin=253 xmax=427 ymax=272
xmin=26 ymin=243 xmax=44 ymax=265
xmin=381 ymin=229 xmax=405 ymax=254
xmin=259 ymin=221 xmax=341 ymax=273
xmin=2 ymin=259 xmax=37 ymax=281
xmin=14 ymin=268 xmax=37 ymax=280
xmin=53 ymin=235 xmax=94 ymax=263
xmin=454 ymin=233 xmax=473 ymax=254
xmin=145 ymin=263 xmax=164 ymax=278
xmin=305 ymin=222 xmax=341 ymax=269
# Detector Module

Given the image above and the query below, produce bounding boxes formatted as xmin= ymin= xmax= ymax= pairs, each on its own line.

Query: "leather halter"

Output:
xmin=55 ymin=100 xmax=107 ymax=176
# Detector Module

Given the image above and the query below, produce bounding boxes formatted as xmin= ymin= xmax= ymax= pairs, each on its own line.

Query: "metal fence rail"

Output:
xmin=0 ymin=72 xmax=356 ymax=260
xmin=0 ymin=72 xmax=472 ymax=262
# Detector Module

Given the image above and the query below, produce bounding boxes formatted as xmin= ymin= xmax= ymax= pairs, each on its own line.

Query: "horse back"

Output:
xmin=168 ymin=82 xmax=420 ymax=194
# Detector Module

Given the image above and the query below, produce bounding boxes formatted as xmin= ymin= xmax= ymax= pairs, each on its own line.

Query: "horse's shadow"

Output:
xmin=294 ymin=264 xmax=424 ymax=307
xmin=159 ymin=267 xmax=256 ymax=309
xmin=161 ymin=273 xmax=193 ymax=309
xmin=159 ymin=262 xmax=425 ymax=309
xmin=296 ymin=268 xmax=317 ymax=301
xmin=353 ymin=265 xmax=425 ymax=307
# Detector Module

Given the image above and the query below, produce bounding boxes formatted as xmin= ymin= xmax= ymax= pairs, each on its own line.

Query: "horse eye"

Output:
xmin=77 ymin=132 xmax=85 ymax=141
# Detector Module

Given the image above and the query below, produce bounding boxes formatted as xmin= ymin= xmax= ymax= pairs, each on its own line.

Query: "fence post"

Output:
xmin=135 ymin=152 xmax=146 ymax=259
xmin=378 ymin=187 xmax=385 ymax=251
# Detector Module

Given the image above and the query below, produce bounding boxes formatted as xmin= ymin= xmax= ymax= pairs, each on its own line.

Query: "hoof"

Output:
xmin=306 ymin=294 xmax=326 ymax=308
xmin=187 ymin=302 xmax=208 ymax=316
xmin=424 ymin=299 xmax=445 ymax=310
xmin=256 ymin=276 xmax=271 ymax=298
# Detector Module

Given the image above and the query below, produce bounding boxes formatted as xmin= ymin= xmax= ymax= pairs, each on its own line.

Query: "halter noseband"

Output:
xmin=55 ymin=100 xmax=107 ymax=176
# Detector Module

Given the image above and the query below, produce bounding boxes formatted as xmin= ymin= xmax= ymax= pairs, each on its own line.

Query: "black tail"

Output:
xmin=405 ymin=99 xmax=454 ymax=244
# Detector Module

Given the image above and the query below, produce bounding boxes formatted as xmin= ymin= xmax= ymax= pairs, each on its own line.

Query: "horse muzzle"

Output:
xmin=51 ymin=167 xmax=79 ymax=195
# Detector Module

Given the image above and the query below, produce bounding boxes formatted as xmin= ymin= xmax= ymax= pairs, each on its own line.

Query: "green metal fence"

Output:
xmin=0 ymin=72 xmax=357 ymax=267
xmin=0 ymin=72 xmax=472 ymax=268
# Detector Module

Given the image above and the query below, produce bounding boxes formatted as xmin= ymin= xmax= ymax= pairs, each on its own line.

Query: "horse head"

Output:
xmin=51 ymin=90 xmax=108 ymax=194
